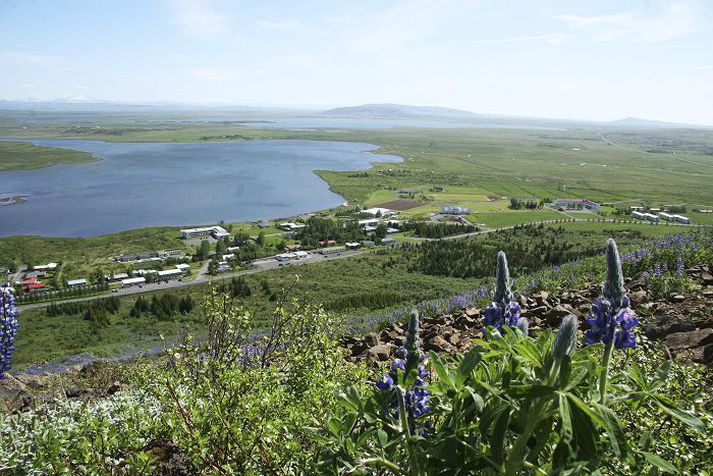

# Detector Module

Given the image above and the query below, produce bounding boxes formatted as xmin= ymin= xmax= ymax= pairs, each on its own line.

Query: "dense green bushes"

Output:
xmin=400 ymin=221 xmax=476 ymax=238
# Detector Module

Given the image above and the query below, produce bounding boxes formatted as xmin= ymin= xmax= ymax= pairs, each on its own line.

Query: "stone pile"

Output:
xmin=343 ymin=266 xmax=713 ymax=368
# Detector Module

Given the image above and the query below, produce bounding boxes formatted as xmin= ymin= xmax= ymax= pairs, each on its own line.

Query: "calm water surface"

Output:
xmin=0 ymin=139 xmax=401 ymax=237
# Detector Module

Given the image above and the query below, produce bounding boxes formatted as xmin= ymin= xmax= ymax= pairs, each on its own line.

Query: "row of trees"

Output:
xmin=46 ymin=296 xmax=120 ymax=317
xmin=509 ymin=198 xmax=544 ymax=210
xmin=400 ymin=221 xmax=475 ymax=238
xmin=406 ymin=225 xmax=605 ymax=278
xmin=298 ymin=217 xmax=366 ymax=248
xmin=130 ymin=294 xmax=194 ymax=320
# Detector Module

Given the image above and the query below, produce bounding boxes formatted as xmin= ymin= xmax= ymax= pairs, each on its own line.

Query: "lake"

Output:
xmin=0 ymin=139 xmax=402 ymax=237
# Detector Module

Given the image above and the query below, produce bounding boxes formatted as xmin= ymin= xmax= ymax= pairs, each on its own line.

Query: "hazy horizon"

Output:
xmin=2 ymin=0 xmax=713 ymax=124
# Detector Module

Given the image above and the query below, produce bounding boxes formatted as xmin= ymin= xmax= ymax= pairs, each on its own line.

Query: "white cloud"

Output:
xmin=188 ymin=68 xmax=236 ymax=80
xmin=0 ymin=51 xmax=63 ymax=66
xmin=166 ymin=0 xmax=230 ymax=40
xmin=475 ymin=33 xmax=571 ymax=46
xmin=557 ymin=3 xmax=700 ymax=43
xmin=349 ymin=0 xmax=482 ymax=54
xmin=256 ymin=19 xmax=304 ymax=32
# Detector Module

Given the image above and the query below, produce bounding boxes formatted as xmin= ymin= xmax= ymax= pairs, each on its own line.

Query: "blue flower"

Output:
xmin=1 ymin=288 xmax=19 ymax=379
xmin=376 ymin=373 xmax=394 ymax=391
xmin=584 ymin=298 xmax=639 ymax=349
xmin=483 ymin=301 xmax=522 ymax=334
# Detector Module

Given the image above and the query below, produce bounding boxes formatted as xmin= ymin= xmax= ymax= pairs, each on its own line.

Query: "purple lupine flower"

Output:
xmin=1 ymin=287 xmax=19 ymax=379
xmin=675 ymin=257 xmax=685 ymax=276
xmin=585 ymin=240 xmax=639 ymax=350
xmin=483 ymin=251 xmax=527 ymax=335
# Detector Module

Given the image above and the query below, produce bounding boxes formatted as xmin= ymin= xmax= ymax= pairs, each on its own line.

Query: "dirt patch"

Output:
xmin=374 ymin=199 xmax=423 ymax=211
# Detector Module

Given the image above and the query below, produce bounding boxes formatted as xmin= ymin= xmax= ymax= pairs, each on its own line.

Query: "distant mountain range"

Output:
xmin=322 ymin=103 xmax=477 ymax=118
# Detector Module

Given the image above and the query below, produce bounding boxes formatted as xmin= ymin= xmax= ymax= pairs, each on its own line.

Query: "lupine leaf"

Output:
xmin=642 ymin=452 xmax=678 ymax=474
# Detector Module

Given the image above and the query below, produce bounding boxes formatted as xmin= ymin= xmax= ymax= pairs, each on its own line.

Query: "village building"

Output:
xmin=121 ymin=277 xmax=146 ymax=287
xmin=632 ymin=211 xmax=659 ymax=222
xmin=277 ymin=222 xmax=306 ymax=232
xmin=156 ymin=269 xmax=182 ymax=281
xmin=33 ymin=262 xmax=58 ymax=271
xmin=552 ymin=198 xmax=601 ymax=212
xmin=67 ymin=278 xmax=87 ymax=287
xmin=441 ymin=206 xmax=471 ymax=215
xmin=318 ymin=246 xmax=346 ymax=255
xmin=175 ymin=263 xmax=191 ymax=271
xmin=180 ymin=226 xmax=230 ymax=239
xmin=362 ymin=207 xmax=398 ymax=217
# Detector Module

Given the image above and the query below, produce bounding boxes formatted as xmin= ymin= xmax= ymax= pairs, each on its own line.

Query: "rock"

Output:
xmin=364 ymin=333 xmax=380 ymax=348
xmin=423 ymin=335 xmax=450 ymax=353
xmin=366 ymin=344 xmax=395 ymax=365
xmin=664 ymin=328 xmax=713 ymax=351
xmin=701 ymin=272 xmax=713 ymax=286
xmin=533 ymin=291 xmax=549 ymax=303
xmin=0 ymin=374 xmax=32 ymax=413
xmin=629 ymin=290 xmax=648 ymax=305
xmin=464 ymin=307 xmax=480 ymax=318
xmin=107 ymin=381 xmax=129 ymax=395
xmin=448 ymin=333 xmax=461 ymax=346
xmin=690 ymin=344 xmax=713 ymax=366
xmin=144 ymin=439 xmax=192 ymax=476
xmin=643 ymin=315 xmax=697 ymax=340
xmin=670 ymin=294 xmax=686 ymax=303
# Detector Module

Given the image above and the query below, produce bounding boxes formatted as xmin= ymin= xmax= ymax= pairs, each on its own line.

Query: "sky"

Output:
xmin=1 ymin=0 xmax=712 ymax=124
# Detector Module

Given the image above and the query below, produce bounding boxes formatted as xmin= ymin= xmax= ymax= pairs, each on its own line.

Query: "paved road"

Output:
xmin=17 ymin=250 xmax=364 ymax=311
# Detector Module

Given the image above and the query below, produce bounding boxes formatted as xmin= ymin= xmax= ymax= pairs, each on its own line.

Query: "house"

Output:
xmin=116 ymin=251 xmax=160 ymax=263
xmin=180 ymin=226 xmax=230 ymax=239
xmin=121 ymin=277 xmax=146 ymax=287
xmin=358 ymin=218 xmax=379 ymax=228
xmin=257 ymin=220 xmax=272 ymax=228
xmin=227 ymin=246 xmax=240 ymax=253
xmin=362 ymin=207 xmax=397 ymax=217
xmin=277 ymin=222 xmax=306 ymax=232
xmin=221 ymin=254 xmax=236 ymax=262
xmin=23 ymin=282 xmax=47 ymax=292
xmin=632 ymin=211 xmax=659 ymax=222
xmin=275 ymin=253 xmax=297 ymax=261
xmin=175 ymin=263 xmax=191 ymax=271
xmin=671 ymin=214 xmax=691 ymax=224
xmin=318 ymin=239 xmax=338 ymax=247
xmin=67 ymin=278 xmax=87 ymax=287
xmin=380 ymin=237 xmax=397 ymax=245
xmin=318 ymin=246 xmax=346 ymax=255
xmin=432 ymin=186 xmax=445 ymax=192
xmin=630 ymin=206 xmax=644 ymax=212
xmin=110 ymin=273 xmax=130 ymax=281
xmin=285 ymin=244 xmax=302 ymax=252
xmin=33 ymin=262 xmax=58 ymax=271
xmin=360 ymin=240 xmax=375 ymax=247
xmin=156 ymin=269 xmax=182 ymax=281
xmin=158 ymin=249 xmax=185 ymax=259
xmin=387 ymin=227 xmax=400 ymax=234
xmin=399 ymin=188 xmax=420 ymax=195
xmin=133 ymin=269 xmax=158 ymax=276
xmin=24 ymin=271 xmax=46 ymax=280
xmin=552 ymin=198 xmax=601 ymax=212
xmin=294 ymin=251 xmax=309 ymax=259
xmin=441 ymin=206 xmax=471 ymax=215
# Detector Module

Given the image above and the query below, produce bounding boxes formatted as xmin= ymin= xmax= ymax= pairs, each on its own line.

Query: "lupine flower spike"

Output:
xmin=484 ymin=251 xmax=524 ymax=334
xmin=1 ymin=287 xmax=19 ymax=380
xmin=584 ymin=239 xmax=639 ymax=349
xmin=375 ymin=310 xmax=430 ymax=424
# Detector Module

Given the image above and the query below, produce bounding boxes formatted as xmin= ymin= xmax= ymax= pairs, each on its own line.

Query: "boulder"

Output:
xmin=464 ymin=307 xmax=480 ymax=318
xmin=701 ymin=272 xmax=713 ymax=286
xmin=664 ymin=328 xmax=713 ymax=352
xmin=0 ymin=374 xmax=32 ymax=413
xmin=629 ymin=290 xmax=648 ymax=305
xmin=366 ymin=344 xmax=395 ymax=365
xmin=364 ymin=332 xmax=380 ymax=348
xmin=423 ymin=335 xmax=450 ymax=353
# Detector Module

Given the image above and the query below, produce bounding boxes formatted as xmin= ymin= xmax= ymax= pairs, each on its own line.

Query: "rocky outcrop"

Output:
xmin=344 ymin=265 xmax=713 ymax=368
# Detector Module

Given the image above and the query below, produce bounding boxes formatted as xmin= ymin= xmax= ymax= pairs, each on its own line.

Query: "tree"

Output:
xmin=195 ymin=240 xmax=212 ymax=261
xmin=375 ymin=223 xmax=388 ymax=240
xmin=256 ymin=231 xmax=266 ymax=248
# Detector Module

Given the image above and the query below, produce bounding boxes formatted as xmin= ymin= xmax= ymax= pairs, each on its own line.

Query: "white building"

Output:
xmin=632 ymin=211 xmax=659 ymax=222
xmin=441 ymin=206 xmax=471 ymax=215
xmin=277 ymin=222 xmax=306 ymax=231
xmin=552 ymin=198 xmax=600 ymax=212
xmin=157 ymin=269 xmax=183 ymax=281
xmin=362 ymin=207 xmax=397 ymax=217
xmin=175 ymin=263 xmax=191 ymax=271
xmin=33 ymin=262 xmax=58 ymax=271
xmin=121 ymin=277 xmax=146 ymax=287
xmin=67 ymin=278 xmax=87 ymax=287
xmin=180 ymin=226 xmax=230 ymax=239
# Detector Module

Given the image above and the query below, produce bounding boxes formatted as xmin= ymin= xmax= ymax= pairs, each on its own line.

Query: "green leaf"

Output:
xmin=642 ymin=452 xmax=678 ymax=474
xmin=491 ymin=408 xmax=510 ymax=465
xmin=510 ymin=384 xmax=557 ymax=399
xmin=559 ymin=394 xmax=573 ymax=443
xmin=594 ymin=403 xmax=629 ymax=458
xmin=457 ymin=349 xmax=482 ymax=381
xmin=654 ymin=397 xmax=705 ymax=431
xmin=431 ymin=351 xmax=454 ymax=390
xmin=567 ymin=395 xmax=598 ymax=460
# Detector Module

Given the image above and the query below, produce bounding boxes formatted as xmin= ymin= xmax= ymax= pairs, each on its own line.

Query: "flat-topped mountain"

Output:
xmin=322 ymin=103 xmax=477 ymax=118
